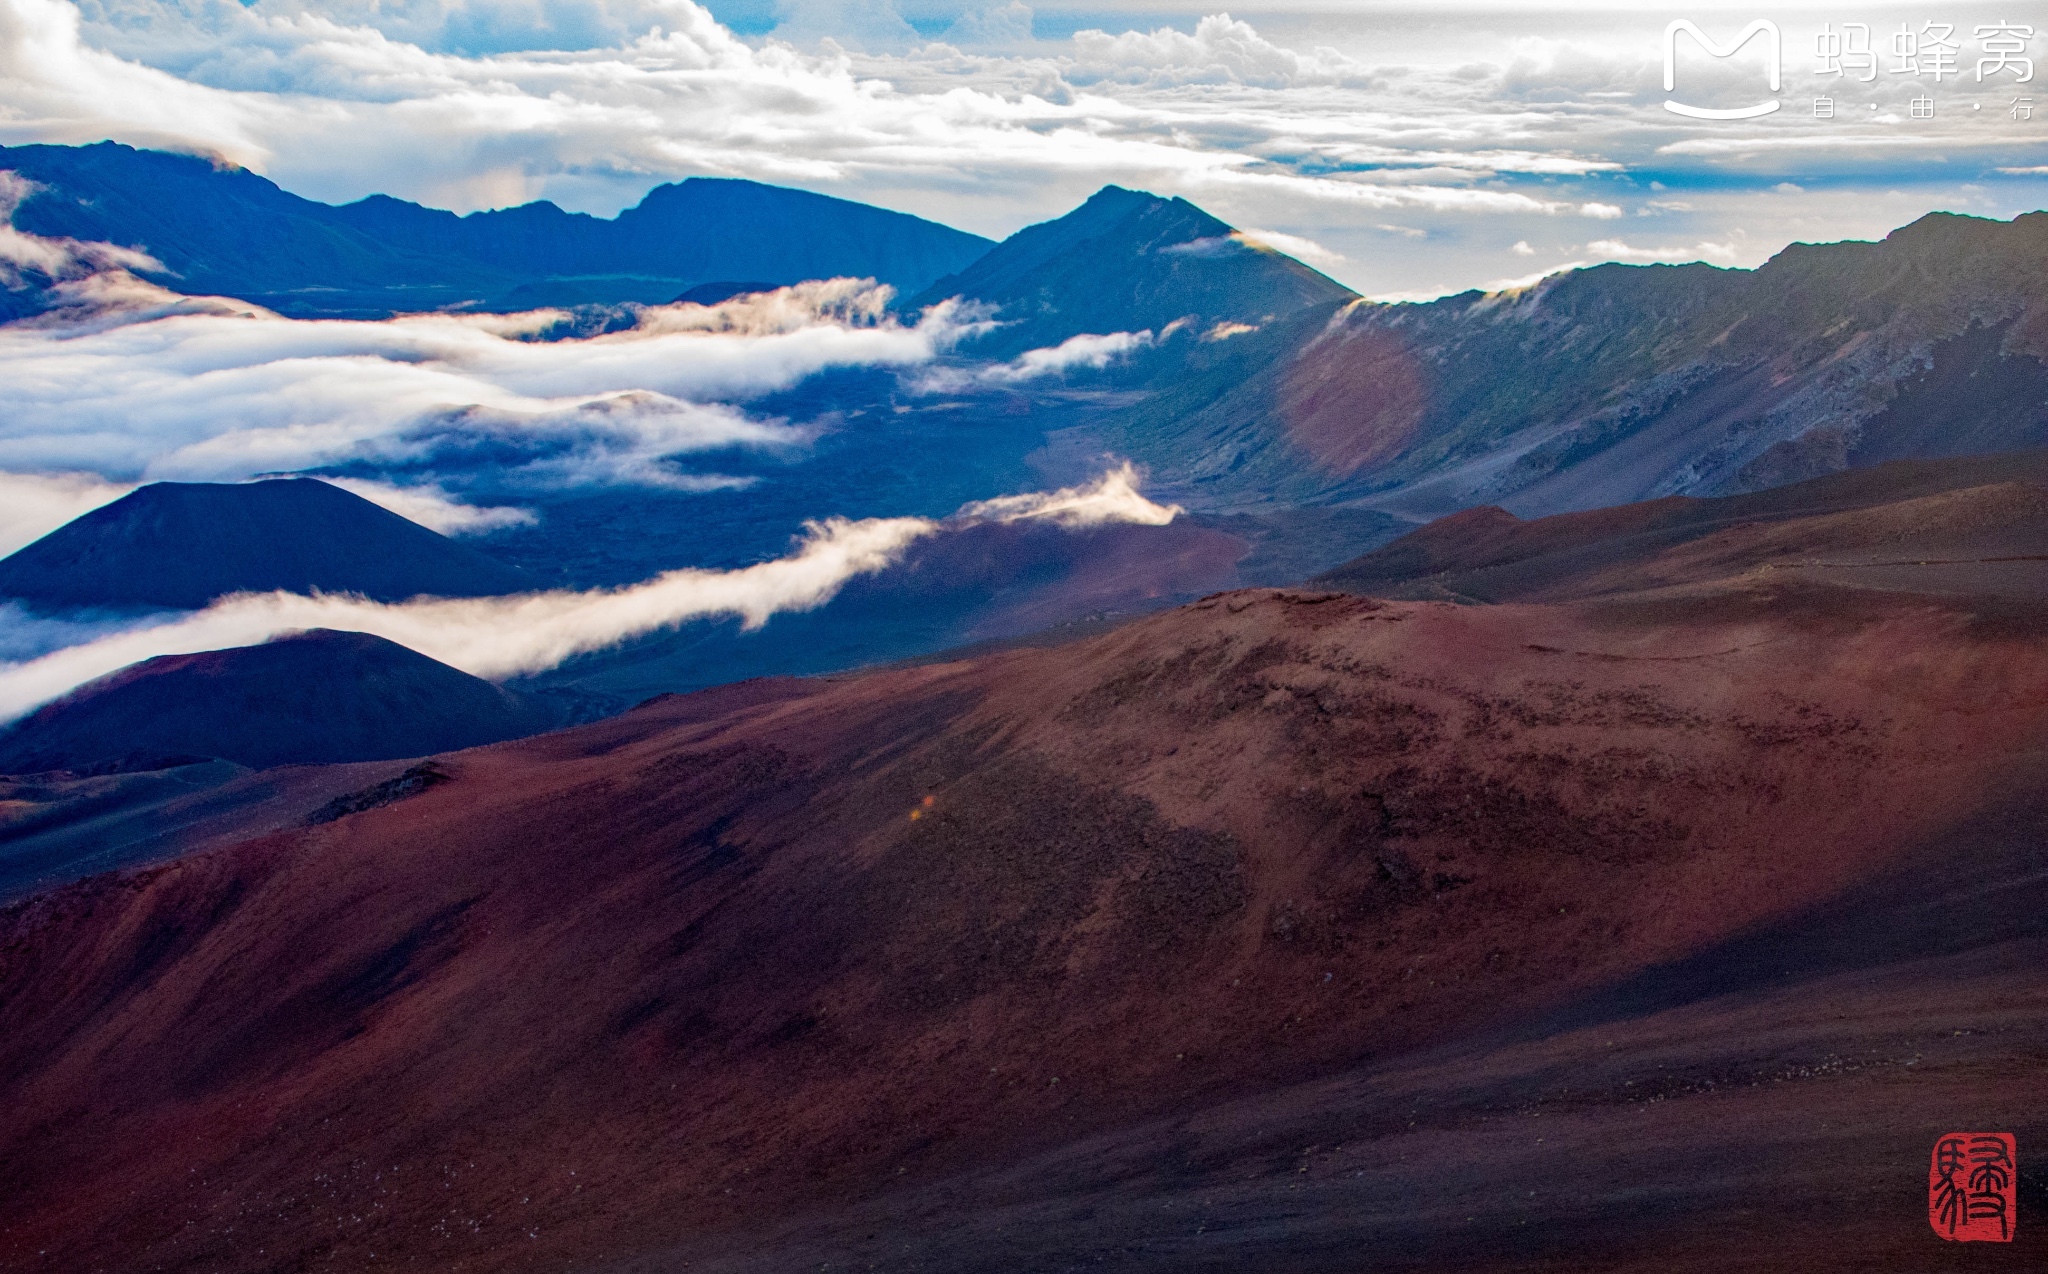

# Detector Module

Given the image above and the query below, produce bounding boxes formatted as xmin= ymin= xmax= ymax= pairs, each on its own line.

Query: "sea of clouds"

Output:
xmin=0 ymin=199 xmax=1179 ymax=719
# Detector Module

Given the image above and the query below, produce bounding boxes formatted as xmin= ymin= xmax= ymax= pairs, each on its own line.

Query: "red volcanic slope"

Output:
xmin=1318 ymin=448 xmax=2048 ymax=603
xmin=5 ymin=575 xmax=2048 ymax=1271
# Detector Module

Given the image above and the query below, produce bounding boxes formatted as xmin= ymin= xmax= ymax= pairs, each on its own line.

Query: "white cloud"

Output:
xmin=939 ymin=0 xmax=1032 ymax=48
xmin=954 ymin=460 xmax=1178 ymax=527
xmin=772 ymin=0 xmax=916 ymax=52
xmin=1510 ymin=239 xmax=1534 ymax=255
xmin=0 ymin=266 xmax=968 ymax=487
xmin=1364 ymin=262 xmax=1588 ymax=304
xmin=1583 ymin=237 xmax=1739 ymax=265
xmin=320 ymin=477 xmax=536 ymax=534
xmin=1656 ymin=133 xmax=1948 ymax=156
xmin=0 ymin=464 xmax=1180 ymax=719
xmin=0 ymin=511 xmax=936 ymax=721
xmin=0 ymin=171 xmax=161 ymax=285
xmin=1233 ymin=226 xmax=1345 ymax=266
xmin=1579 ymin=202 xmax=1623 ymax=219
xmin=913 ymin=328 xmax=1154 ymax=392
xmin=0 ymin=0 xmax=268 ymax=162
xmin=1063 ymin=13 xmax=1375 ymax=89
xmin=0 ymin=600 xmax=173 ymax=663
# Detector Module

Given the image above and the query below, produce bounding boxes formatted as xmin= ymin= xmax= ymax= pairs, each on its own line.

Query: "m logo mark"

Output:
xmin=1664 ymin=19 xmax=1783 ymax=118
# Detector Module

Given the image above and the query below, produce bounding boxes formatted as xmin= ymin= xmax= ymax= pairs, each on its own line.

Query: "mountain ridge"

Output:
xmin=1096 ymin=209 xmax=2048 ymax=513
xmin=0 ymin=142 xmax=994 ymax=316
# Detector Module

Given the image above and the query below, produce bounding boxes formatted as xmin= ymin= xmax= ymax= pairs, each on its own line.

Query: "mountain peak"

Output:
xmin=0 ymin=479 xmax=531 ymax=611
xmin=0 ymin=627 xmax=556 ymax=772
xmin=908 ymin=186 xmax=1350 ymax=357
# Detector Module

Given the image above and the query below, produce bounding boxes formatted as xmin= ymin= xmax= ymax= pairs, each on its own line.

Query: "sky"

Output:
xmin=2 ymin=0 xmax=2046 ymax=298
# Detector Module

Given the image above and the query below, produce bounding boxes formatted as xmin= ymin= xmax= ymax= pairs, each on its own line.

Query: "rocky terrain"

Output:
xmin=1109 ymin=211 xmax=2048 ymax=514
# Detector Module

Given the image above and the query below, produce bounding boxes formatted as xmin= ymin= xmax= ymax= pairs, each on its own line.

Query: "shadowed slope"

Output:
xmin=0 ymin=479 xmax=531 ymax=610
xmin=0 ymin=630 xmax=566 ymax=774
xmin=1095 ymin=211 xmax=2048 ymax=510
xmin=4 ymin=572 xmax=2048 ymax=1271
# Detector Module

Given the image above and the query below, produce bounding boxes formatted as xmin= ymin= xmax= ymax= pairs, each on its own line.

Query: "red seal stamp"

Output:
xmin=1929 ymin=1132 xmax=2016 ymax=1242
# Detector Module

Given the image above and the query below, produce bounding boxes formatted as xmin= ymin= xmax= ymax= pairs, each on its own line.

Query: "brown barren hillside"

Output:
xmin=5 ymin=563 xmax=2048 ymax=1271
xmin=1318 ymin=448 xmax=2048 ymax=604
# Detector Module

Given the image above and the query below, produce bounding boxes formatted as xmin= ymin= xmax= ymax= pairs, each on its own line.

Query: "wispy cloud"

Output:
xmin=320 ymin=478 xmax=536 ymax=534
xmin=0 ymin=513 xmax=937 ymax=721
xmin=0 ymin=172 xmax=160 ymax=285
xmin=910 ymin=328 xmax=1155 ymax=392
xmin=1060 ymin=14 xmax=1377 ymax=89
xmin=954 ymin=460 xmax=1178 ymax=526
xmin=1234 ymin=226 xmax=1346 ymax=265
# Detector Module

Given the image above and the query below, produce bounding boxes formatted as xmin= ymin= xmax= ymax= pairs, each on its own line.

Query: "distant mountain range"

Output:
xmin=0 ymin=142 xmax=993 ymax=316
xmin=16 ymin=144 xmax=2045 ymax=539
xmin=0 ymin=479 xmax=532 ymax=610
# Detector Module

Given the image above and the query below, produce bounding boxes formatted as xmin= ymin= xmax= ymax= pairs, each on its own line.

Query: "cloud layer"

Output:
xmin=0 ymin=464 xmax=1182 ymax=720
xmin=0 ymin=267 xmax=966 ymax=492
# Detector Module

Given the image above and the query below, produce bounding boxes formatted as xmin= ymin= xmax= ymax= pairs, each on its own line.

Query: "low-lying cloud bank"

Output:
xmin=0 ymin=464 xmax=1181 ymax=722
xmin=0 ymin=261 xmax=970 ymax=489
xmin=956 ymin=460 xmax=1176 ymax=527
